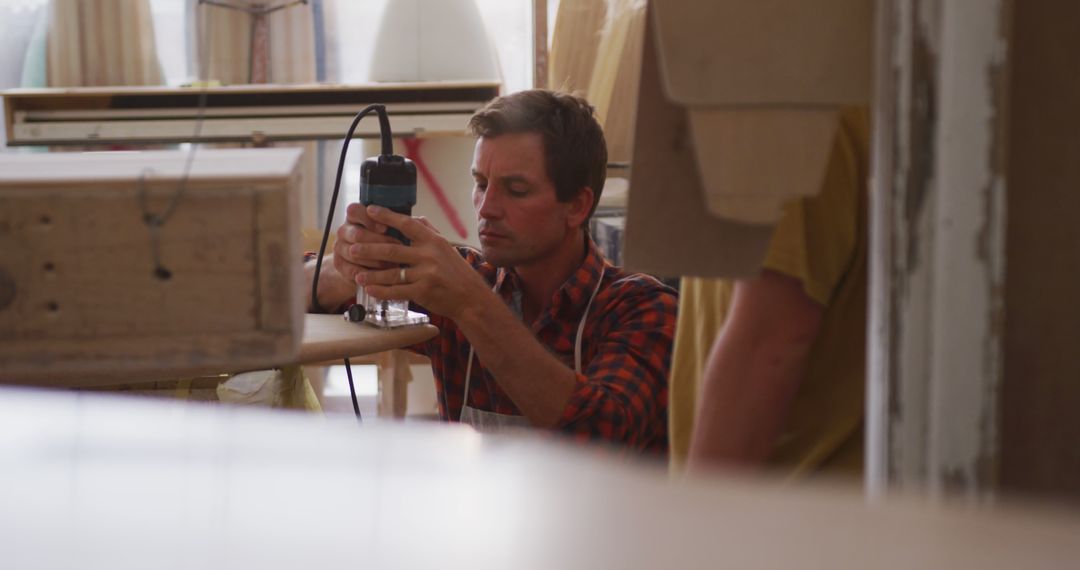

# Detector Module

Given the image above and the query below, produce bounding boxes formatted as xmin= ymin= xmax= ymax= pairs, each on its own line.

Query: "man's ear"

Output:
xmin=566 ymin=186 xmax=595 ymax=230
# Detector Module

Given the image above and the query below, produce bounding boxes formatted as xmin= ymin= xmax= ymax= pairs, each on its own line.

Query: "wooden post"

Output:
xmin=533 ymin=0 xmax=548 ymax=89
xmin=377 ymin=350 xmax=412 ymax=418
xmin=867 ymin=0 xmax=1011 ymax=501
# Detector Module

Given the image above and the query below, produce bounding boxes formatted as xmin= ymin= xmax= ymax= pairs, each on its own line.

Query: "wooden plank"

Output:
xmin=20 ymin=101 xmax=482 ymax=120
xmin=623 ymin=14 xmax=775 ymax=278
xmin=589 ymin=1 xmax=647 ymax=163
xmin=2 ymin=80 xmax=500 ymax=99
xmin=1 ymin=83 xmax=500 ymax=120
xmin=1 ymin=82 xmax=500 ymax=146
xmin=3 ymin=332 xmax=294 ymax=387
xmin=1 ymin=315 xmax=436 ymax=388
xmin=548 ymin=0 xmax=607 ymax=94
xmin=533 ymin=0 xmax=548 ymax=89
xmin=377 ymin=349 xmax=413 ymax=418
xmin=9 ymin=112 xmax=476 ymax=146
xmin=0 ymin=189 xmax=258 ymax=340
xmin=0 ymin=148 xmax=300 ymax=183
xmin=2 ymin=92 xmax=14 ymax=143
xmin=0 ymin=148 xmax=304 ymax=383
xmin=651 ymin=0 xmax=873 ymax=106
xmin=297 ymin=315 xmax=436 ymax=365
xmin=255 ymin=169 xmax=302 ymax=333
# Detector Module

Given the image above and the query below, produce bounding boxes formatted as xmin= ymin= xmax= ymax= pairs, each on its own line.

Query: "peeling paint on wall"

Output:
xmin=868 ymin=0 xmax=1009 ymax=502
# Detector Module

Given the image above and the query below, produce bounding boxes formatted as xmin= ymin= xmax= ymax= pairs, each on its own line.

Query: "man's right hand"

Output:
xmin=331 ymin=202 xmax=403 ymax=284
xmin=306 ymin=202 xmax=400 ymax=312
xmin=309 ymin=202 xmax=441 ymax=312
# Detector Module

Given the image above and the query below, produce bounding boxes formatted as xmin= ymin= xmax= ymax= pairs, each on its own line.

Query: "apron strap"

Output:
xmin=461 ymin=266 xmax=605 ymax=422
xmin=574 ymin=270 xmax=605 ymax=373
xmin=460 ymin=273 xmax=503 ymax=421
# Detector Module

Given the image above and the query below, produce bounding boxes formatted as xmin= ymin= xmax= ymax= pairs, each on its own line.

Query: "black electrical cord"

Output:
xmin=343 ymin=357 xmax=361 ymax=419
xmin=310 ymin=104 xmax=394 ymax=420
xmin=136 ymin=8 xmax=216 ymax=280
xmin=310 ymin=103 xmax=392 ymax=314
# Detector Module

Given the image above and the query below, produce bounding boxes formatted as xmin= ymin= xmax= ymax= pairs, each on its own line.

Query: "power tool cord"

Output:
xmin=310 ymin=104 xmax=394 ymax=420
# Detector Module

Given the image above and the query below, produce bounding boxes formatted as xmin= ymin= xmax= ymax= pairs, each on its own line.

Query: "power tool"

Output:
xmin=347 ymin=153 xmax=429 ymax=328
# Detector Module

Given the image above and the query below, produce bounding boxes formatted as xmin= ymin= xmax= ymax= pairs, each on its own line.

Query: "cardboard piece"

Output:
xmin=624 ymin=20 xmax=775 ymax=278
xmin=624 ymin=0 xmax=873 ymax=277
xmin=0 ymin=148 xmax=305 ymax=384
xmin=651 ymin=0 xmax=873 ymax=106
xmin=689 ymin=108 xmax=839 ymax=224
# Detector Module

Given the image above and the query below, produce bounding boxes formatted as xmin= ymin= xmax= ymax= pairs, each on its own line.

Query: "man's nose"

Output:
xmin=477 ymin=187 xmax=502 ymax=219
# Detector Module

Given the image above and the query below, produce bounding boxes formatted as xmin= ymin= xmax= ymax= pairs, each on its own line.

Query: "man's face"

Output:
xmin=471 ymin=133 xmax=574 ymax=268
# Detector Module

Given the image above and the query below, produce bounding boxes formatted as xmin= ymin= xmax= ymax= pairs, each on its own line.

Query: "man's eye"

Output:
xmin=508 ymin=187 xmax=527 ymax=196
xmin=475 ymin=183 xmax=487 ymax=192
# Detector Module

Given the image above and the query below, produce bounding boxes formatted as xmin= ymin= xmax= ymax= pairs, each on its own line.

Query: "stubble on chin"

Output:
xmin=481 ymin=247 xmax=514 ymax=268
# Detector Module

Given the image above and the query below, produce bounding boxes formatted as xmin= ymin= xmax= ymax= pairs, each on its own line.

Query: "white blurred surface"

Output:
xmin=2 ymin=386 xmax=1079 ymax=569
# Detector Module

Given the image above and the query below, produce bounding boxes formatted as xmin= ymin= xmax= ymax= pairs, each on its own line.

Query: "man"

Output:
xmin=308 ymin=90 xmax=676 ymax=453
xmin=671 ymin=108 xmax=871 ymax=477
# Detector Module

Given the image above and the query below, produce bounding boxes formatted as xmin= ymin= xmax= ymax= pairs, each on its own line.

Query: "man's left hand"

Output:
xmin=355 ymin=205 xmax=492 ymax=321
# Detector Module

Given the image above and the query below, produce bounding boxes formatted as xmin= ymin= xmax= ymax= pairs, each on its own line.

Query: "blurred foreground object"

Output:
xmin=0 ymin=148 xmax=304 ymax=383
xmin=1 ymin=386 xmax=1079 ymax=569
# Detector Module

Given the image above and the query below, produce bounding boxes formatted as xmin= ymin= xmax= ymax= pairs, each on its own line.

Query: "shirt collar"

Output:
xmin=559 ymin=236 xmax=608 ymax=307
xmin=494 ymin=236 xmax=609 ymax=329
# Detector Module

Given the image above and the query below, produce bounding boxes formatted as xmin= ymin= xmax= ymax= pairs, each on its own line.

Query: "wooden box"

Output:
xmin=0 ymin=148 xmax=305 ymax=385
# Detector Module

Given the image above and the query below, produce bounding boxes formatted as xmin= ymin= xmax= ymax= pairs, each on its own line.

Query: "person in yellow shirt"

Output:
xmin=670 ymin=108 xmax=870 ymax=479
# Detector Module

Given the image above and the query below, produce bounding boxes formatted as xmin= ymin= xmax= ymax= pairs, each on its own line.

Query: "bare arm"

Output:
xmin=687 ymin=269 xmax=824 ymax=471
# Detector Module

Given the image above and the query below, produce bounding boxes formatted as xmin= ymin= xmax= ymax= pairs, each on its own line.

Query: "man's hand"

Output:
xmin=331 ymin=202 xmax=405 ymax=284
xmin=352 ymin=205 xmax=492 ymax=321
xmin=310 ymin=202 xmax=439 ymax=312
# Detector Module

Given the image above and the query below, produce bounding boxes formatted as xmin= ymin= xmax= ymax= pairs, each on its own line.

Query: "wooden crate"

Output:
xmin=0 ymin=148 xmax=304 ymax=386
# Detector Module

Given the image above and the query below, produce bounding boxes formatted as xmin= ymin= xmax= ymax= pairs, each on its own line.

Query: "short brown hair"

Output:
xmin=467 ymin=90 xmax=607 ymax=221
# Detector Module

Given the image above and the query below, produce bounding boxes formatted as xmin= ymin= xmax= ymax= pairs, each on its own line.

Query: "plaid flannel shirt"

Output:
xmin=411 ymin=238 xmax=677 ymax=454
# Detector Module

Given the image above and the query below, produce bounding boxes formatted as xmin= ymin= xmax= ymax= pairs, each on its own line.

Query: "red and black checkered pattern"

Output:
xmin=412 ymin=238 xmax=677 ymax=454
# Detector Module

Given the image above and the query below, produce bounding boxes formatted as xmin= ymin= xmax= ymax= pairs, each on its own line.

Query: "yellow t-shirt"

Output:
xmin=668 ymin=108 xmax=870 ymax=479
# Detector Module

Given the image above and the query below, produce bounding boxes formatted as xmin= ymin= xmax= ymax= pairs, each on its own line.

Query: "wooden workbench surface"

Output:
xmin=0 ymin=314 xmax=438 ymax=388
xmin=298 ymin=314 xmax=437 ymax=364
